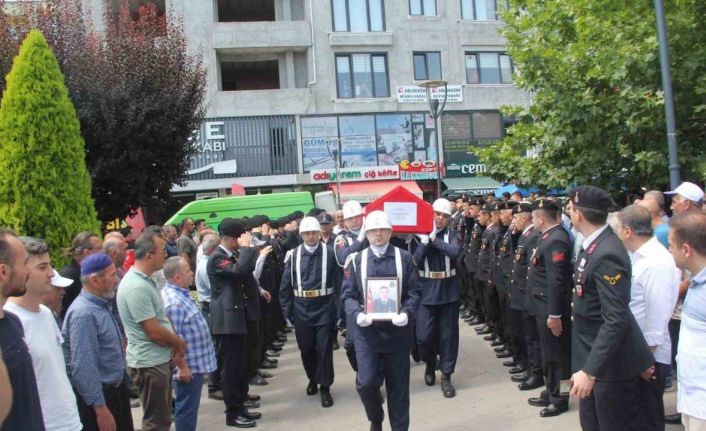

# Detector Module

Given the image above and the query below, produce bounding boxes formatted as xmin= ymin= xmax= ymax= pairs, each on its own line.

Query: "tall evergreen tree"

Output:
xmin=0 ymin=29 xmax=99 ymax=263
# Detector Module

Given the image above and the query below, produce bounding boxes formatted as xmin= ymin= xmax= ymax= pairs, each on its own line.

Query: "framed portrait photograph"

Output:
xmin=365 ymin=277 xmax=400 ymax=320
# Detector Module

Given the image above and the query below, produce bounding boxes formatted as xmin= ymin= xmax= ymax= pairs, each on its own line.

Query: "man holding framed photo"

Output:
xmin=342 ymin=211 xmax=421 ymax=431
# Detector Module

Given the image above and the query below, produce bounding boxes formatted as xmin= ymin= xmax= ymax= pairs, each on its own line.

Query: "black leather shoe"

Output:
xmin=241 ymin=409 xmax=262 ymax=420
xmin=306 ymin=380 xmax=318 ymax=395
xmin=424 ymin=361 xmax=436 ymax=386
xmin=528 ymin=397 xmax=550 ymax=407
xmin=208 ymin=390 xmax=224 ymax=400
xmin=493 ymin=344 xmax=507 ymax=352
xmin=495 ymin=349 xmax=512 ymax=358
xmin=276 ymin=335 xmax=287 ymax=342
xmin=243 ymin=399 xmax=260 ymax=409
xmin=518 ymin=376 xmax=544 ymax=391
xmin=475 ymin=323 xmax=489 ymax=331
xmin=265 ymin=350 xmax=280 ymax=358
xmin=268 ymin=344 xmax=283 ymax=353
xmin=249 ymin=375 xmax=268 ymax=386
xmin=332 ymin=339 xmax=340 ymax=350
xmin=540 ymin=404 xmax=568 ymax=417
xmin=509 ymin=365 xmax=527 ymax=374
xmin=469 ymin=317 xmax=484 ymax=325
xmin=226 ymin=415 xmax=256 ymax=428
xmin=511 ymin=372 xmax=529 ymax=382
xmin=259 ymin=360 xmax=277 ymax=370
xmin=483 ymin=333 xmax=496 ymax=341
xmin=320 ymin=386 xmax=334 ymax=408
xmin=476 ymin=327 xmax=492 ymax=335
xmin=460 ymin=303 xmax=468 ymax=312
xmin=440 ymin=374 xmax=456 ymax=398
xmin=282 ymin=326 xmax=293 ymax=333
xmin=270 ymin=341 xmax=284 ymax=348
xmin=257 ymin=370 xmax=273 ymax=379
xmin=502 ymin=360 xmax=517 ymax=367
xmin=665 ymin=413 xmax=682 ymax=424
xmin=370 ymin=422 xmax=382 ymax=431
xmin=247 ymin=393 xmax=260 ymax=402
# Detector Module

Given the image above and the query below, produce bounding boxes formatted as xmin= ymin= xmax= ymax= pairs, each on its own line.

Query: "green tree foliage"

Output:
xmin=475 ymin=0 xmax=706 ymax=190
xmin=0 ymin=29 xmax=99 ymax=263
xmin=0 ymin=0 xmax=206 ymax=221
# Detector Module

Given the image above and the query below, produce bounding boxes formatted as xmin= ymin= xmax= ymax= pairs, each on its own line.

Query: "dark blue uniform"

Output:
xmin=411 ymin=228 xmax=462 ymax=376
xmin=335 ymin=231 xmax=370 ymax=371
xmin=465 ymin=219 xmax=485 ymax=319
xmin=341 ymin=245 xmax=421 ymax=431
xmin=477 ymin=223 xmax=501 ymax=336
xmin=280 ymin=242 xmax=338 ymax=388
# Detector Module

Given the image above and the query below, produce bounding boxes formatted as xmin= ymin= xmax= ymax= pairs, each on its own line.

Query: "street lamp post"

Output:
xmin=326 ymin=137 xmax=343 ymax=209
xmin=417 ymin=80 xmax=448 ymax=199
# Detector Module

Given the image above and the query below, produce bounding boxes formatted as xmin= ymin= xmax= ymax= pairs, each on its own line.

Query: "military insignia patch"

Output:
xmin=552 ymin=251 xmax=566 ymax=263
xmin=602 ymin=273 xmax=622 ymax=285
xmin=218 ymin=259 xmax=230 ymax=269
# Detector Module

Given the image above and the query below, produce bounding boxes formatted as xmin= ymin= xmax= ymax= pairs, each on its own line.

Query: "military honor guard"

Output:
xmin=492 ymin=201 xmax=519 ymax=360
xmin=475 ymin=203 xmax=499 ymax=340
xmin=411 ymin=198 xmax=463 ymax=398
xmin=341 ymin=211 xmax=421 ymax=431
xmin=567 ymin=186 xmax=654 ymax=431
xmin=279 ymin=216 xmax=338 ymax=408
xmin=526 ymin=198 xmax=573 ymax=417
xmin=463 ymin=198 xmax=486 ymax=326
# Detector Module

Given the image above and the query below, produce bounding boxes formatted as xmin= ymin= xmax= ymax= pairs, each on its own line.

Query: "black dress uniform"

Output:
xmin=509 ymin=204 xmax=541 ymax=381
xmin=341 ymin=244 xmax=421 ymax=431
xmin=496 ymin=202 xmax=520 ymax=358
xmin=411 ymin=227 xmax=462 ymax=387
xmin=526 ymin=199 xmax=573 ymax=412
xmin=476 ymin=206 xmax=500 ymax=337
xmin=569 ymin=186 xmax=654 ymax=431
xmin=279 ymin=241 xmax=338 ymax=395
xmin=208 ymin=219 xmax=258 ymax=425
xmin=335 ymin=230 xmax=370 ymax=371
xmin=464 ymin=201 xmax=486 ymax=323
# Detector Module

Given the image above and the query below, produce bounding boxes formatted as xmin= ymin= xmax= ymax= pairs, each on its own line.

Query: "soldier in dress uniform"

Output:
xmin=279 ymin=216 xmax=338 ymax=408
xmin=411 ymin=198 xmax=463 ymax=398
xmin=508 ymin=203 xmax=544 ymax=389
xmin=493 ymin=201 xmax=519 ymax=360
xmin=483 ymin=203 xmax=505 ymax=349
xmin=567 ymin=186 xmax=654 ymax=431
xmin=474 ymin=203 xmax=496 ymax=339
xmin=525 ymin=198 xmax=573 ymax=417
xmin=318 ymin=212 xmax=343 ymax=351
xmin=334 ymin=200 xmax=369 ymax=371
xmin=207 ymin=218 xmax=260 ymax=428
xmin=463 ymin=198 xmax=486 ymax=326
xmin=341 ymin=211 xmax=421 ymax=431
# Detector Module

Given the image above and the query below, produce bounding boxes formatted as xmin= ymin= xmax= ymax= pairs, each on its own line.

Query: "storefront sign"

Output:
xmin=309 ymin=165 xmax=400 ymax=184
xmin=399 ymin=159 xmax=440 ymax=181
xmin=444 ymin=162 xmax=488 ymax=176
xmin=396 ymin=86 xmax=463 ymax=104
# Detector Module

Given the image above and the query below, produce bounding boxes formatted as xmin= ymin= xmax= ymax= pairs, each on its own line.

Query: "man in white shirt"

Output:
xmin=614 ymin=206 xmax=680 ymax=430
xmin=4 ymin=237 xmax=82 ymax=431
xmin=668 ymin=210 xmax=706 ymax=431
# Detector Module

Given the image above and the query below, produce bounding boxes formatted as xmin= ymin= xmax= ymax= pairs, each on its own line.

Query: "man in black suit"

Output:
xmin=567 ymin=186 xmax=654 ymax=431
xmin=526 ymin=198 xmax=573 ymax=417
xmin=372 ymin=286 xmax=397 ymax=313
xmin=208 ymin=218 xmax=260 ymax=428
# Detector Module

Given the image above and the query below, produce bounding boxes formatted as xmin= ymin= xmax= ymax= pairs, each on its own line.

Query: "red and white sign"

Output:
xmin=365 ymin=186 xmax=434 ymax=234
xmin=310 ymin=165 xmax=399 ymax=184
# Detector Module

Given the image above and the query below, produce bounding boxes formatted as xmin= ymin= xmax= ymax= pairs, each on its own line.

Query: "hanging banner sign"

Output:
xmin=396 ymin=85 xmax=463 ymax=103
xmin=310 ymin=165 xmax=400 ymax=183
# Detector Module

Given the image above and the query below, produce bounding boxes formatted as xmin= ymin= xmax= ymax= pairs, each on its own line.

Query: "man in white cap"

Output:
xmin=411 ymin=198 xmax=463 ymax=398
xmin=41 ymin=268 xmax=74 ymax=326
xmin=342 ymin=210 xmax=421 ymax=431
xmin=666 ymin=181 xmax=704 ymax=215
xmin=279 ymin=216 xmax=338 ymax=408
xmin=335 ymin=199 xmax=369 ymax=370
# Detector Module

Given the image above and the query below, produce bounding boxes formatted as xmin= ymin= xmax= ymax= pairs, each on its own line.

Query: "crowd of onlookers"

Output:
xmin=0 ymin=180 xmax=705 ymax=431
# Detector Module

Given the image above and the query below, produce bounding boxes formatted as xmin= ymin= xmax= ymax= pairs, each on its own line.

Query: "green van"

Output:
xmin=165 ymin=192 xmax=314 ymax=230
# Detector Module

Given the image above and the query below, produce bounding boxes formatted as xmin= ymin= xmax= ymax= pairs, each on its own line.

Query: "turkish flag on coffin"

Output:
xmin=364 ymin=186 xmax=434 ymax=234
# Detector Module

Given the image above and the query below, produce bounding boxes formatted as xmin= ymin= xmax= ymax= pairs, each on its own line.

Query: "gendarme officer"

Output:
xmin=341 ymin=211 xmax=421 ymax=431
xmin=411 ymin=198 xmax=463 ymax=398
xmin=279 ymin=216 xmax=338 ymax=408
xmin=567 ymin=186 xmax=654 ymax=431
xmin=526 ymin=198 xmax=573 ymax=418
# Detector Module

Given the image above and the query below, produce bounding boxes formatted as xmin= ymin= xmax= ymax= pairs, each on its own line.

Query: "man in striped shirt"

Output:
xmin=161 ymin=256 xmax=216 ymax=431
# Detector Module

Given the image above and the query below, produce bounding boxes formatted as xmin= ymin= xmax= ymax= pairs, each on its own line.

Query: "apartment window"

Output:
xmin=332 ymin=0 xmax=385 ymax=32
xmin=221 ymin=60 xmax=280 ymax=91
xmin=461 ymin=0 xmax=500 ymax=20
xmin=409 ymin=0 xmax=436 ymax=16
xmin=335 ymin=54 xmax=389 ymax=98
xmin=413 ymin=52 xmax=442 ymax=81
xmin=217 ymin=0 xmax=275 ymax=22
xmin=465 ymin=52 xmax=513 ymax=84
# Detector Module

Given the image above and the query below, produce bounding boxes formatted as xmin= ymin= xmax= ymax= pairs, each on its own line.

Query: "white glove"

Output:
xmin=356 ymin=220 xmax=366 ymax=242
xmin=391 ymin=312 xmax=408 ymax=327
xmin=415 ymin=234 xmax=429 ymax=245
xmin=429 ymin=225 xmax=438 ymax=242
xmin=356 ymin=312 xmax=373 ymax=327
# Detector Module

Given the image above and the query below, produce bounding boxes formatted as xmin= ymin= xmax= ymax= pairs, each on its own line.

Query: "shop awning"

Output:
xmin=329 ymin=180 xmax=423 ymax=204
xmin=442 ymin=177 xmax=500 ymax=196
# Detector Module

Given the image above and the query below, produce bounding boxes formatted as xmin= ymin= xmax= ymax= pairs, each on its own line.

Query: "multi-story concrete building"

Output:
xmin=116 ymin=0 xmax=531 ymax=203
